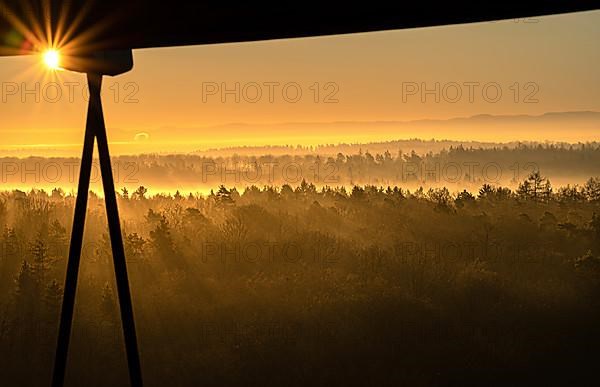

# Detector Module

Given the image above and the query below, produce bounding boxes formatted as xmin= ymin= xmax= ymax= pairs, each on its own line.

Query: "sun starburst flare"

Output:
xmin=42 ymin=49 xmax=60 ymax=69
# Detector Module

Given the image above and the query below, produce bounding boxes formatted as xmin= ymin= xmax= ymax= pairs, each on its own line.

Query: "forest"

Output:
xmin=1 ymin=171 xmax=600 ymax=386
xmin=2 ymin=142 xmax=600 ymax=195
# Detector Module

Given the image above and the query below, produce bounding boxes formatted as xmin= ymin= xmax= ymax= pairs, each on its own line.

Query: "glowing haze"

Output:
xmin=0 ymin=10 xmax=599 ymax=156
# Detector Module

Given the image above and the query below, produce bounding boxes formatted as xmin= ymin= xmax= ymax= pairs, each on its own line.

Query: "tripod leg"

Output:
xmin=91 ymin=73 xmax=144 ymax=387
xmin=52 ymin=78 xmax=97 ymax=387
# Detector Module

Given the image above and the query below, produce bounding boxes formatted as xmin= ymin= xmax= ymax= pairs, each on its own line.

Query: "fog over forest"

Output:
xmin=1 ymin=140 xmax=599 ymax=195
xmin=1 ymin=164 xmax=600 ymax=385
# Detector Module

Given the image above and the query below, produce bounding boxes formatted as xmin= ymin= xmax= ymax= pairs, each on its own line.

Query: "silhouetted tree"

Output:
xmin=125 ymin=233 xmax=147 ymax=264
xmin=584 ymin=177 xmax=600 ymax=201
xmin=455 ymin=190 xmax=475 ymax=208
xmin=133 ymin=186 xmax=148 ymax=200
xmin=428 ymin=188 xmax=453 ymax=212
xmin=478 ymin=184 xmax=494 ymax=199
xmin=517 ymin=171 xmax=552 ymax=201
xmin=557 ymin=185 xmax=585 ymax=202
xmin=149 ymin=216 xmax=179 ymax=269
xmin=216 ymin=185 xmax=234 ymax=206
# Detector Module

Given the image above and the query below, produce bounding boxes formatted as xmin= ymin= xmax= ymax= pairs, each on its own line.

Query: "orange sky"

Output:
xmin=0 ymin=10 xmax=599 ymax=155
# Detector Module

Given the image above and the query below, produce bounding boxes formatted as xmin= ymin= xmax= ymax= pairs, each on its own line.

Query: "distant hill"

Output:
xmin=1 ymin=111 xmax=598 ymax=157
xmin=190 ymin=111 xmax=600 ymax=156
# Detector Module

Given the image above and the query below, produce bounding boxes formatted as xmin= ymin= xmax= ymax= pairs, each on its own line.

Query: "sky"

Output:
xmin=0 ymin=10 xmax=599 ymax=155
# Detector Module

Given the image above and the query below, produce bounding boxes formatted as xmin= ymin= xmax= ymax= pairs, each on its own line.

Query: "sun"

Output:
xmin=43 ymin=49 xmax=61 ymax=70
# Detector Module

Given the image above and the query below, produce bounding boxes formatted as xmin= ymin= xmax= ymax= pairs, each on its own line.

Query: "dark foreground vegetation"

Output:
xmin=1 ymin=173 xmax=600 ymax=386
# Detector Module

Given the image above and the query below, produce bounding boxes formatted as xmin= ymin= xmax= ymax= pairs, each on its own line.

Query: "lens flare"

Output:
xmin=43 ymin=49 xmax=61 ymax=70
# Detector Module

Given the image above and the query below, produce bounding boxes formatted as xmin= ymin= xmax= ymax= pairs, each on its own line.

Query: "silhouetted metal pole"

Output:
xmin=52 ymin=73 xmax=143 ymax=387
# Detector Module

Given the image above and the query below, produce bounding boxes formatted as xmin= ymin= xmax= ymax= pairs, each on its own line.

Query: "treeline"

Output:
xmin=194 ymin=138 xmax=522 ymax=157
xmin=79 ymin=142 xmax=600 ymax=190
xmin=1 ymin=175 xmax=600 ymax=386
xmin=1 ymin=143 xmax=600 ymax=193
xmin=195 ymin=139 xmax=600 ymax=158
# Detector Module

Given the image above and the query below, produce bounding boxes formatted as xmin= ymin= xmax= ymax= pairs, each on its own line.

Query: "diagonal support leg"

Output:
xmin=51 ymin=73 xmax=143 ymax=387
xmin=51 ymin=74 xmax=98 ymax=387
xmin=92 ymin=73 xmax=143 ymax=387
